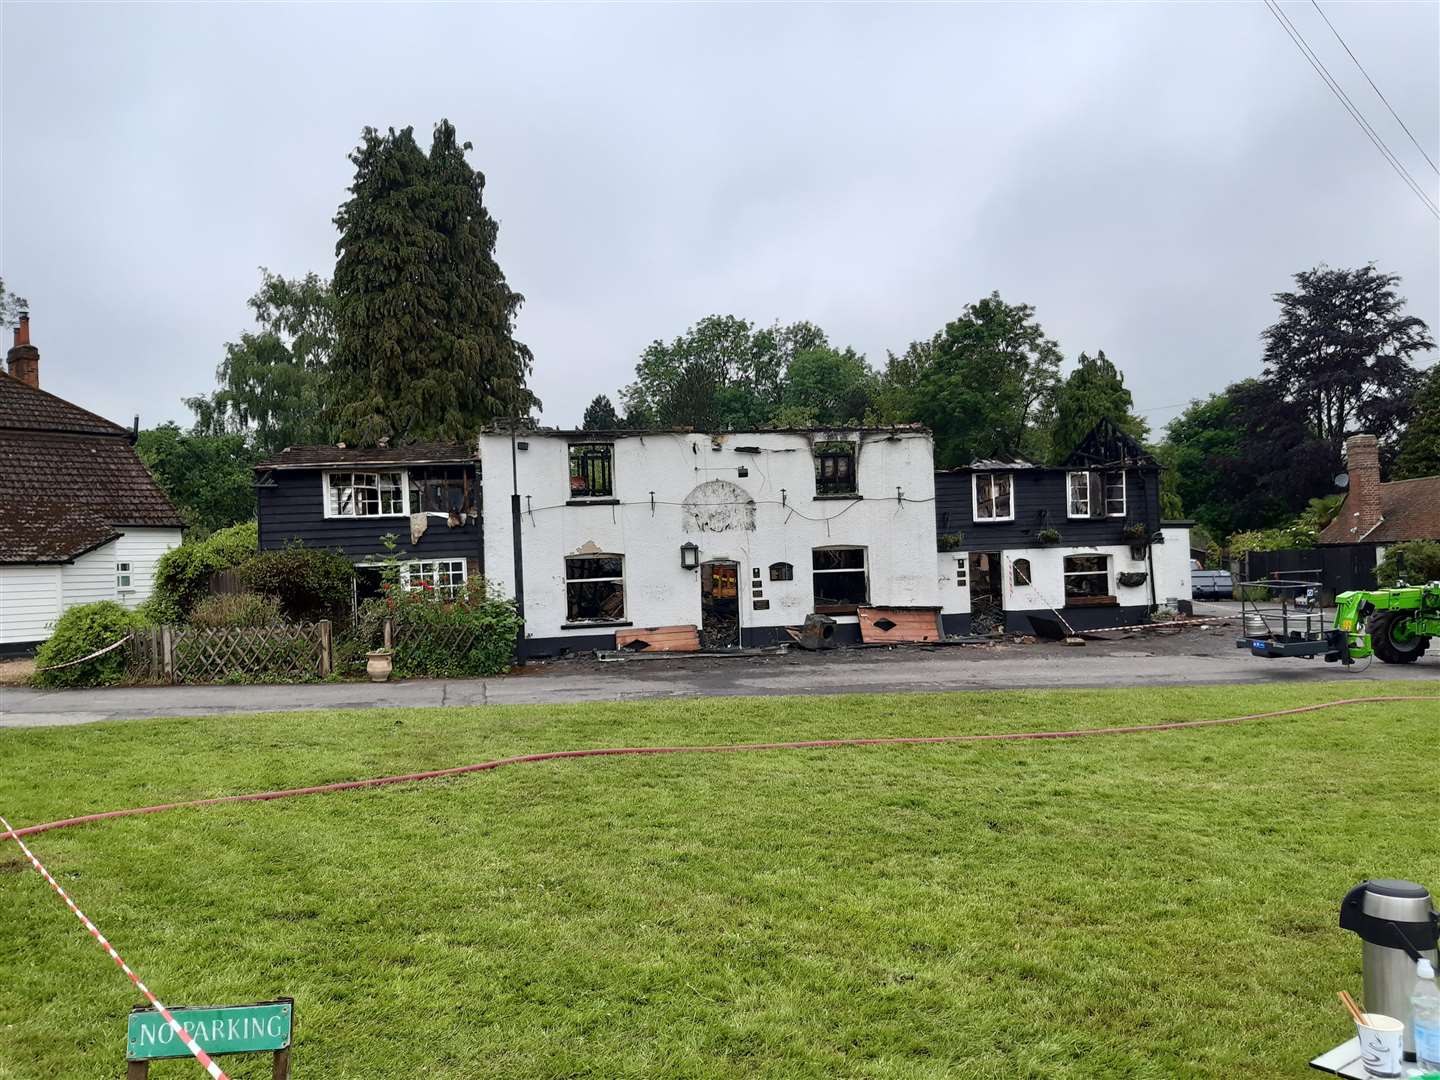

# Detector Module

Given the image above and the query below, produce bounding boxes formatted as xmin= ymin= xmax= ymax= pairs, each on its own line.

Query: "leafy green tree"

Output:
xmin=1261 ymin=265 xmax=1434 ymax=465
xmin=184 ymin=269 xmax=336 ymax=455
xmin=1374 ymin=540 xmax=1440 ymax=587
xmin=0 ymin=277 xmax=27 ymax=327
xmin=331 ymin=121 xmax=535 ymax=444
xmin=906 ymin=293 xmax=1062 ymax=467
xmin=1393 ymin=364 xmax=1440 ymax=479
xmin=774 ymin=346 xmax=876 ymax=427
xmin=621 ymin=315 xmax=828 ymax=429
xmin=581 ymin=394 xmax=620 ymax=430
xmin=870 ymin=341 xmax=932 ymax=425
xmin=136 ymin=422 xmax=258 ymax=534
xmin=1048 ymin=350 xmax=1148 ymax=462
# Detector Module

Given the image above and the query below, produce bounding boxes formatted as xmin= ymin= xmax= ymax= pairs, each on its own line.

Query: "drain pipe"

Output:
xmin=510 ymin=419 xmax=526 ymax=663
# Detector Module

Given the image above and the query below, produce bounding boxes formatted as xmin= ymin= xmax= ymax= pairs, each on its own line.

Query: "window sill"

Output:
xmin=561 ymin=620 xmax=632 ymax=630
xmin=973 ymin=517 xmax=1015 ymax=524
xmin=813 ymin=493 xmax=862 ymax=501
xmin=814 ymin=604 xmax=861 ymax=615
xmin=566 ymin=498 xmax=620 ymax=506
xmin=1064 ymin=596 xmax=1119 ymax=608
xmin=323 ymin=513 xmax=410 ymax=520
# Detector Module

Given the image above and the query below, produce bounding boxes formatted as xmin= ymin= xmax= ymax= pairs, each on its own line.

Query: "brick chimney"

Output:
xmin=1344 ymin=434 xmax=1383 ymax=538
xmin=6 ymin=312 xmax=39 ymax=389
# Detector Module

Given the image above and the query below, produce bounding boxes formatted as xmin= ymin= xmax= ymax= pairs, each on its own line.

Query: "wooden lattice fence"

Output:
xmin=129 ymin=622 xmax=332 ymax=684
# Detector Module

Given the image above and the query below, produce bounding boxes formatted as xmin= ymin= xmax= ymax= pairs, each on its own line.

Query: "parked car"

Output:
xmin=1191 ymin=566 xmax=1234 ymax=600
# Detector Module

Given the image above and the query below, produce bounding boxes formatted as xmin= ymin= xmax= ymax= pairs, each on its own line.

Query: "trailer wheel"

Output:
xmin=1367 ymin=611 xmax=1430 ymax=664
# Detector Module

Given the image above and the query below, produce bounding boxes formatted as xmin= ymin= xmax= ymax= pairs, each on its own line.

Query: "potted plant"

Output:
xmin=366 ymin=648 xmax=393 ymax=683
xmin=1122 ymin=522 xmax=1150 ymax=560
xmin=1117 ymin=571 xmax=1148 ymax=589
xmin=1036 ymin=528 xmax=1061 ymax=545
xmin=937 ymin=533 xmax=965 ymax=552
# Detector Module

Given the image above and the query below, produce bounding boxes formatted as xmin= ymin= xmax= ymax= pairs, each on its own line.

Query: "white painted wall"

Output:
xmin=937 ymin=553 xmax=971 ymax=616
xmin=1154 ymin=527 xmax=1193 ymax=608
xmin=1 ymin=527 xmax=181 ymax=646
xmin=480 ymin=430 xmax=940 ymax=642
xmin=998 ymin=544 xmax=1153 ymax=614
xmin=0 ymin=566 xmax=62 ymax=644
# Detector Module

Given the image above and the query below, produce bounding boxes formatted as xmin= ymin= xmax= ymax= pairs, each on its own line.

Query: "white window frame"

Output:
xmin=1063 ymin=553 xmax=1112 ymax=600
xmin=1103 ymin=469 xmax=1127 ymax=518
xmin=564 ymin=553 xmax=626 ymax=623
xmin=323 ymin=470 xmax=408 ymax=519
xmin=812 ymin=545 xmax=869 ymax=609
xmin=1067 ymin=471 xmax=1091 ymax=519
xmin=400 ymin=558 xmax=467 ymax=598
xmin=971 ymin=472 xmax=1014 ymax=523
xmin=115 ymin=561 xmax=133 ymax=593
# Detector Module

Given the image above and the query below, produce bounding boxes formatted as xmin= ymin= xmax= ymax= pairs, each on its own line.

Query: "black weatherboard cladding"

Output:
xmin=934 ymin=468 xmax=1161 ymax=550
xmin=257 ymin=467 xmax=482 ymax=563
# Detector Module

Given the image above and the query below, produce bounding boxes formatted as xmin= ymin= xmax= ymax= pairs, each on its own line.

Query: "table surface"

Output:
xmin=1310 ymin=1038 xmax=1435 ymax=1078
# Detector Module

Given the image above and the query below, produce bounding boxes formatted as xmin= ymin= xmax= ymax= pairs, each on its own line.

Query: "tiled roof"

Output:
xmin=257 ymin=442 xmax=478 ymax=469
xmin=1318 ymin=475 xmax=1440 ymax=544
xmin=0 ymin=374 xmax=184 ymax=563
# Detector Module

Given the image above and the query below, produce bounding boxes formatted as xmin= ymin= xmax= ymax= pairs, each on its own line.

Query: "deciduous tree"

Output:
xmin=1048 ymin=350 xmax=1148 ymax=462
xmin=136 ymin=423 xmax=258 ymax=534
xmin=1393 ymin=364 xmax=1440 ymax=480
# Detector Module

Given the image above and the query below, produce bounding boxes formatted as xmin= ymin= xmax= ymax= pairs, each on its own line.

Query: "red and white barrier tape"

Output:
xmin=32 ymin=634 xmax=133 ymax=672
xmin=0 ymin=812 xmax=231 ymax=1079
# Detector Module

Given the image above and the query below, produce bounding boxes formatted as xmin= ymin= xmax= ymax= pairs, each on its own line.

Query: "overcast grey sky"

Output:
xmin=3 ymin=2 xmax=1437 ymax=436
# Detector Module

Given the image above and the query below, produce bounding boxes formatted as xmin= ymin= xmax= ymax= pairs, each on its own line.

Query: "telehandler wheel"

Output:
xmin=1367 ymin=611 xmax=1430 ymax=664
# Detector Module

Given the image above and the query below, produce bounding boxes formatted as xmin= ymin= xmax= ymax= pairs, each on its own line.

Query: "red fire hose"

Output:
xmin=4 ymin=695 xmax=1436 ymax=842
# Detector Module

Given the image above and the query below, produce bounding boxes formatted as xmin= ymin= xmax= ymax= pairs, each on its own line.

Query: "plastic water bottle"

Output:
xmin=1414 ymin=956 xmax=1440 ymax=1070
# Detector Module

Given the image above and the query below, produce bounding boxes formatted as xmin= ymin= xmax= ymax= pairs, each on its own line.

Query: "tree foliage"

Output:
xmin=1393 ymin=364 xmax=1440 ymax=480
xmin=581 ymin=394 xmax=620 ymax=430
xmin=185 ymin=270 xmax=336 ymax=455
xmin=1261 ymin=264 xmax=1433 ymax=465
xmin=331 ymin=121 xmax=535 ymax=444
xmin=136 ymin=422 xmax=258 ymax=534
xmin=1048 ymin=350 xmax=1148 ymax=463
xmin=1374 ymin=540 xmax=1440 ymax=587
xmin=774 ymin=347 xmax=876 ymax=427
xmin=0 ymin=276 xmax=26 ymax=328
xmin=144 ymin=521 xmax=259 ymax=624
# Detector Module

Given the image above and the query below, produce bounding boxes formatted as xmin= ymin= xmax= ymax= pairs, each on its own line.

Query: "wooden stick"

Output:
xmin=1338 ymin=990 xmax=1367 ymax=1025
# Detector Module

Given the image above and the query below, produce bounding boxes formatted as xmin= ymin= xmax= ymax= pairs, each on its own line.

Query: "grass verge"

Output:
xmin=2 ymin=683 xmax=1437 ymax=1078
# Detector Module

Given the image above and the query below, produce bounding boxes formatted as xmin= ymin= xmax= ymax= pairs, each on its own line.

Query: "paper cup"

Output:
xmin=1355 ymin=1013 xmax=1404 ymax=1078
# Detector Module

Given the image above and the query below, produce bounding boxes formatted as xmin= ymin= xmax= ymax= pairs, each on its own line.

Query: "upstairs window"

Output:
xmin=972 ymin=472 xmax=1014 ymax=522
xmin=814 ymin=441 xmax=857 ymax=496
xmin=328 ymin=471 xmax=405 ymax=517
xmin=116 ymin=562 xmax=132 ymax=591
xmin=401 ymin=558 xmax=467 ymax=598
xmin=1063 ymin=554 xmax=1111 ymax=600
xmin=569 ymin=443 xmax=614 ymax=499
xmin=812 ymin=547 xmax=868 ymax=611
xmin=409 ymin=467 xmax=472 ymax=516
xmin=1103 ymin=470 xmax=1127 ymax=517
xmin=1067 ymin=472 xmax=1091 ymax=518
xmin=565 ymin=554 xmax=625 ymax=622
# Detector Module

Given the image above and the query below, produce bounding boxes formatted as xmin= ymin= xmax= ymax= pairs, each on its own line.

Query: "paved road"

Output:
xmin=3 ymin=620 xmax=1436 ymax=727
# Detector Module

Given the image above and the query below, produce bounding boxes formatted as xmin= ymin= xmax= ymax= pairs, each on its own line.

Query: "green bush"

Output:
xmin=189 ymin=592 xmax=284 ymax=628
xmin=1375 ymin=540 xmax=1440 ymax=588
xmin=32 ymin=602 xmax=145 ymax=688
xmin=238 ymin=543 xmax=353 ymax=624
xmin=361 ymin=577 xmax=520 ymax=678
xmin=144 ymin=520 xmax=258 ymax=623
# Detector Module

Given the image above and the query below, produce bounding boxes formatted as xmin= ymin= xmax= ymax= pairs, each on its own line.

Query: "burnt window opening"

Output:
xmin=973 ymin=472 xmax=1013 ymax=521
xmin=812 ymin=547 xmax=868 ymax=611
xmin=408 ymin=466 xmax=473 ymax=516
xmin=769 ymin=561 xmax=794 ymax=582
xmin=328 ymin=471 xmax=404 ymax=517
xmin=1103 ymin=470 xmax=1126 ymax=517
xmin=1011 ymin=558 xmax=1032 ymax=587
xmin=565 ymin=554 xmax=625 ymax=622
xmin=1063 ymin=554 xmax=1111 ymax=600
xmin=569 ymin=443 xmax=614 ymax=499
xmin=814 ymin=441 xmax=857 ymax=496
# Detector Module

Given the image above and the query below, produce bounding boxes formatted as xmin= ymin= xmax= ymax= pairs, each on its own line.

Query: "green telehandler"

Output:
xmin=1236 ymin=579 xmax=1438 ymax=665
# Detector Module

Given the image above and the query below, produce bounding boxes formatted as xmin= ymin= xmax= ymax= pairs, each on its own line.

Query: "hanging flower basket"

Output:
xmin=1117 ymin=571 xmax=1148 ymax=589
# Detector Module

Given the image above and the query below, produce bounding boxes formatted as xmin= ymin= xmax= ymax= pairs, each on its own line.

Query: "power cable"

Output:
xmin=1310 ymin=0 xmax=1439 ymax=176
xmin=1263 ymin=0 xmax=1439 ymax=218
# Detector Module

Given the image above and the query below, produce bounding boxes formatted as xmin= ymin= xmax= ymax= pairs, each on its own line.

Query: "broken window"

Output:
xmin=769 ymin=561 xmax=794 ymax=582
xmin=408 ymin=467 xmax=473 ymax=516
xmin=813 ymin=441 xmax=857 ymax=496
xmin=812 ymin=547 xmax=868 ymax=611
xmin=1103 ymin=470 xmax=1126 ymax=517
xmin=401 ymin=558 xmax=467 ymax=598
xmin=569 ymin=443 xmax=614 ymax=499
xmin=116 ymin=562 xmax=132 ymax=591
xmin=328 ymin=471 xmax=405 ymax=517
xmin=565 ymin=554 xmax=625 ymax=622
xmin=1067 ymin=472 xmax=1090 ymax=518
xmin=972 ymin=472 xmax=1013 ymax=521
xmin=1063 ymin=554 xmax=1111 ymax=600
xmin=1011 ymin=558 xmax=1032 ymax=587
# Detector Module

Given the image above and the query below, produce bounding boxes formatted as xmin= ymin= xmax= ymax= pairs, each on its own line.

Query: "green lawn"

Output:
xmin=2 ymin=683 xmax=1437 ymax=1079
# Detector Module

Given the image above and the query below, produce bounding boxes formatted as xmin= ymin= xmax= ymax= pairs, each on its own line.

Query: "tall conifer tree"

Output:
xmin=332 ymin=121 xmax=535 ymax=444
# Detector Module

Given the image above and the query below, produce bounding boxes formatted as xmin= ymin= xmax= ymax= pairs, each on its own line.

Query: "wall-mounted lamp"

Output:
xmin=680 ymin=542 xmax=700 ymax=571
